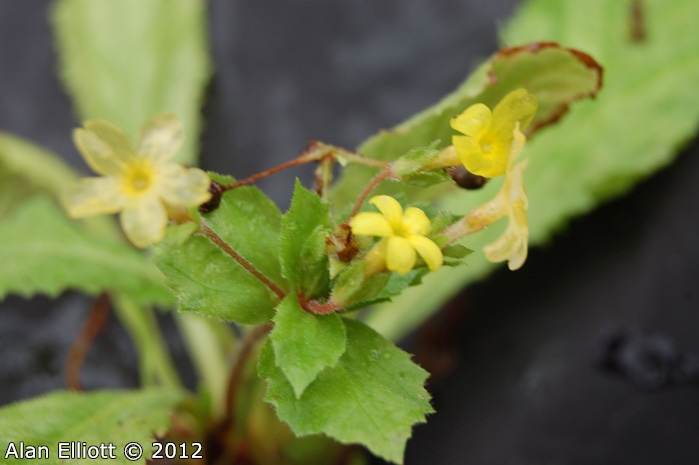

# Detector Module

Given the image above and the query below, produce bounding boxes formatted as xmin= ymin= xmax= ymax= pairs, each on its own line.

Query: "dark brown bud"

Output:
xmin=448 ymin=166 xmax=488 ymax=190
xmin=199 ymin=179 xmax=225 ymax=213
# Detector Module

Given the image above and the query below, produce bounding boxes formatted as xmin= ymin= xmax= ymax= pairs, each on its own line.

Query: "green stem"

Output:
xmin=175 ymin=312 xmax=234 ymax=417
xmin=111 ymin=292 xmax=181 ymax=389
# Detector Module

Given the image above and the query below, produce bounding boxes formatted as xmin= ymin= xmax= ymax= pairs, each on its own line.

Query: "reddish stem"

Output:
xmin=64 ymin=293 xmax=110 ymax=391
xmin=199 ymin=222 xmax=286 ymax=301
xmin=222 ymin=153 xmax=317 ymax=191
xmin=348 ymin=168 xmax=393 ymax=218
xmin=298 ymin=292 xmax=342 ymax=314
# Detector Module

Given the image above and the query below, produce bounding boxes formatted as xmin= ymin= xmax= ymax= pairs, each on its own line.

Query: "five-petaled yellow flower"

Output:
xmin=451 ymin=88 xmax=537 ymax=178
xmin=350 ymin=196 xmax=443 ymax=275
xmin=63 ymin=113 xmax=212 ymax=248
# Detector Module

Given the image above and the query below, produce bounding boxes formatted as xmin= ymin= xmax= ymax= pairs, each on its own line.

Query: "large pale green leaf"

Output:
xmin=270 ymin=294 xmax=346 ymax=399
xmin=260 ymin=319 xmax=433 ymax=464
xmin=0 ymin=196 xmax=172 ymax=305
xmin=0 ymin=389 xmax=184 ymax=465
xmin=366 ymin=0 xmax=699 ymax=340
xmin=330 ymin=42 xmax=602 ymax=208
xmin=152 ymin=174 xmax=287 ymax=324
xmin=52 ymin=0 xmax=211 ymax=164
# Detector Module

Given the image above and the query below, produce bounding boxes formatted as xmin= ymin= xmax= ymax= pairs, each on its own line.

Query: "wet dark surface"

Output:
xmin=2 ymin=1 xmax=699 ymax=464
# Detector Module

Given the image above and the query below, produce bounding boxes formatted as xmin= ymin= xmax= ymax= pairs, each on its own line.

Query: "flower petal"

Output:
xmin=369 ymin=195 xmax=403 ymax=230
xmin=350 ymin=212 xmax=393 ymax=237
xmin=386 ymin=236 xmax=416 ymax=275
xmin=450 ymin=103 xmax=491 ymax=138
xmin=407 ymin=234 xmax=443 ymax=271
xmin=120 ymin=195 xmax=168 ymax=248
xmin=402 ymin=207 xmax=431 ymax=235
xmin=136 ymin=113 xmax=184 ymax=163
xmin=491 ymin=88 xmax=538 ymax=144
xmin=493 ymin=89 xmax=539 ymax=132
xmin=84 ymin=119 xmax=135 ymax=165
xmin=158 ymin=165 xmax=212 ymax=206
xmin=453 ymin=135 xmax=478 ymax=166
xmin=62 ymin=177 xmax=125 ymax=217
xmin=483 ymin=200 xmax=529 ymax=270
xmin=73 ymin=128 xmax=126 ymax=176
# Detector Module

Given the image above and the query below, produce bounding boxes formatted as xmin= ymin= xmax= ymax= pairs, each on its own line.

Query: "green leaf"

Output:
xmin=280 ymin=180 xmax=331 ymax=298
xmin=330 ymin=42 xmax=602 ymax=206
xmin=270 ymin=294 xmax=347 ymax=398
xmin=153 ymin=174 xmax=286 ymax=324
xmin=52 ymin=0 xmax=212 ymax=165
xmin=205 ymin=175 xmax=287 ymax=290
xmin=0 ymin=196 xmax=171 ymax=305
xmin=366 ymin=0 xmax=699 ymax=341
xmin=260 ymin=319 xmax=433 ymax=464
xmin=0 ymin=132 xmax=120 ymax=240
xmin=0 ymin=131 xmax=77 ymax=198
xmin=152 ymin=234 xmax=279 ymax=324
xmin=0 ymin=389 xmax=185 ymax=465
xmin=330 ymin=261 xmax=390 ymax=309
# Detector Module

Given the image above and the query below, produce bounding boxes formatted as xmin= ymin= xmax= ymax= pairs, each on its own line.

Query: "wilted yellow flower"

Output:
xmin=350 ymin=195 xmax=443 ymax=275
xmin=474 ymin=126 xmax=529 ymax=270
xmin=451 ymin=88 xmax=537 ymax=178
xmin=63 ymin=113 xmax=211 ymax=248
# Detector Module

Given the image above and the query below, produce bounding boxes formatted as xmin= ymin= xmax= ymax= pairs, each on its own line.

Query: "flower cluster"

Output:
xmin=63 ymin=113 xmax=211 ymax=248
xmin=435 ymin=88 xmax=536 ymax=270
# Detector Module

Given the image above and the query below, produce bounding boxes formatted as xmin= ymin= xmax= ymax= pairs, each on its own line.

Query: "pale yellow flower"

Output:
xmin=473 ymin=126 xmax=529 ymax=270
xmin=350 ymin=196 xmax=443 ymax=275
xmin=451 ymin=88 xmax=537 ymax=178
xmin=63 ymin=113 xmax=211 ymax=248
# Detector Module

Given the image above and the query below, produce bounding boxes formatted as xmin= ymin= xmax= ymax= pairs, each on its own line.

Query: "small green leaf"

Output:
xmin=0 ymin=196 xmax=172 ymax=305
xmin=280 ymin=180 xmax=331 ymax=296
xmin=52 ymin=0 xmax=212 ymax=165
xmin=270 ymin=294 xmax=347 ymax=398
xmin=442 ymin=244 xmax=472 ymax=259
xmin=298 ymin=226 xmax=332 ymax=299
xmin=260 ymin=319 xmax=433 ymax=464
xmin=153 ymin=174 xmax=286 ymax=324
xmin=330 ymin=261 xmax=390 ymax=309
xmin=0 ymin=388 xmax=185 ymax=465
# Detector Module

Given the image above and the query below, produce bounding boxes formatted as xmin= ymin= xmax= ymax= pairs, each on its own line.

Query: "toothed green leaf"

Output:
xmin=260 ymin=319 xmax=433 ymax=464
xmin=270 ymin=294 xmax=346 ymax=398
xmin=0 ymin=389 xmax=185 ymax=465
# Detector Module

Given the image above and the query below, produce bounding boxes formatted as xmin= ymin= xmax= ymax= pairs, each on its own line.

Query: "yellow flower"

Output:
xmin=349 ymin=196 xmax=443 ymax=275
xmin=63 ymin=113 xmax=211 ymax=248
xmin=451 ymin=88 xmax=537 ymax=178
xmin=474 ymin=126 xmax=529 ymax=270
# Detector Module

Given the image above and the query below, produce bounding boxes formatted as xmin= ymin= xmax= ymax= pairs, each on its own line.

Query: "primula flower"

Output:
xmin=471 ymin=125 xmax=529 ymax=270
xmin=451 ymin=88 xmax=537 ymax=178
xmin=349 ymin=195 xmax=443 ymax=275
xmin=63 ymin=113 xmax=211 ymax=248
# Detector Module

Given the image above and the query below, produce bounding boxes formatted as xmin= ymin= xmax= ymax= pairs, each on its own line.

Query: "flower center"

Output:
xmin=123 ymin=161 xmax=156 ymax=196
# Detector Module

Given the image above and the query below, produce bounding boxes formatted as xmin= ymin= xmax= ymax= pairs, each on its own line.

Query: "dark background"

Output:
xmin=2 ymin=1 xmax=699 ymax=464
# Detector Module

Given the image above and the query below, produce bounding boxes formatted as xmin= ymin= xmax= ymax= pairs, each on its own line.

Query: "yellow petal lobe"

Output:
xmin=386 ymin=236 xmax=416 ymax=275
